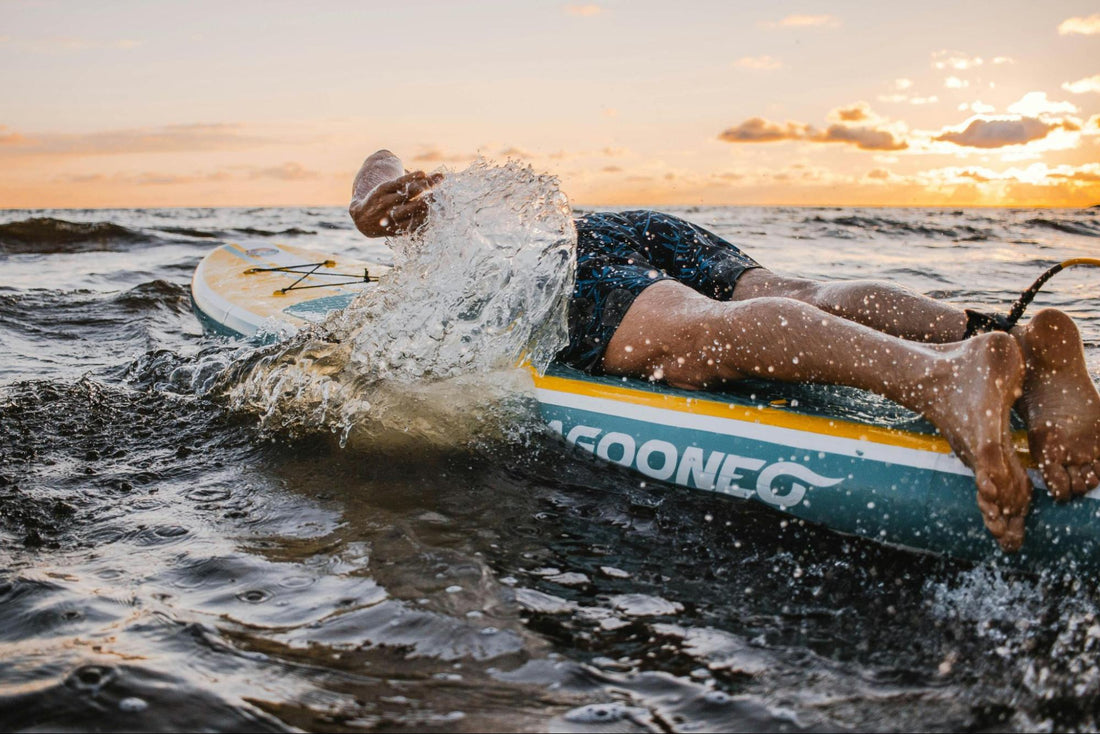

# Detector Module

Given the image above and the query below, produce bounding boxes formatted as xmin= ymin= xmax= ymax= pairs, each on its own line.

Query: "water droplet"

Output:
xmin=236 ymin=589 xmax=273 ymax=604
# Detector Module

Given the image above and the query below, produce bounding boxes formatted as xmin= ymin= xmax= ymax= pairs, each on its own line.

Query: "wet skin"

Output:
xmin=349 ymin=150 xmax=1100 ymax=550
xmin=602 ymin=281 xmax=1031 ymax=551
xmin=730 ymin=269 xmax=1100 ymax=508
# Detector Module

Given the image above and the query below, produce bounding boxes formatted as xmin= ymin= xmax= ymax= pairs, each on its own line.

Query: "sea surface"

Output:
xmin=1 ymin=202 xmax=1099 ymax=732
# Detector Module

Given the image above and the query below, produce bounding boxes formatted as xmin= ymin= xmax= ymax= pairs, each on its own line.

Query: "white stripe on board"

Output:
xmin=536 ymin=386 xmax=973 ymax=477
xmin=191 ymin=256 xmax=298 ymax=338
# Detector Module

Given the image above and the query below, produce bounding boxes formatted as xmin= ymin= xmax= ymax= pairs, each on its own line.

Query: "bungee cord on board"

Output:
xmin=244 ymin=261 xmax=380 ymax=294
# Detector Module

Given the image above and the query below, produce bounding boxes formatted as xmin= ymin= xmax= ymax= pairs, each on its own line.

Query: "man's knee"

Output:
xmin=733 ymin=269 xmax=822 ymax=302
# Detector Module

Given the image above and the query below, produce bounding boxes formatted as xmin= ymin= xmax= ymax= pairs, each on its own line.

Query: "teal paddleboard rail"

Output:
xmin=190 ymin=242 xmax=1100 ymax=574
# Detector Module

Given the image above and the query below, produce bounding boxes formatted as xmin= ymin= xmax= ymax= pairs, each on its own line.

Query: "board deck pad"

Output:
xmin=192 ymin=242 xmax=1100 ymax=573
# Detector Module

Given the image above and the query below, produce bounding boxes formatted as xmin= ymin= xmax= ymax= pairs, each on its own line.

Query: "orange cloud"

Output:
xmin=247 ymin=162 xmax=318 ymax=181
xmin=814 ymin=124 xmax=907 ymax=150
xmin=718 ymin=117 xmax=809 ymax=142
xmin=52 ymin=170 xmax=230 ymax=186
xmin=50 ymin=163 xmax=317 ymax=186
xmin=564 ymin=4 xmax=602 ymax=17
xmin=933 ymin=116 xmax=1073 ymax=148
xmin=832 ymin=102 xmax=872 ymax=122
xmin=1048 ymin=168 xmax=1100 ymax=182
xmin=734 ymin=56 xmax=783 ymax=70
xmin=718 ymin=112 xmax=907 ymax=151
xmin=0 ymin=126 xmax=27 ymax=145
xmin=1058 ymin=14 xmax=1100 ymax=35
xmin=0 ymin=123 xmax=268 ymax=157
xmin=498 ymin=146 xmax=534 ymax=158
xmin=410 ymin=147 xmax=473 ymax=163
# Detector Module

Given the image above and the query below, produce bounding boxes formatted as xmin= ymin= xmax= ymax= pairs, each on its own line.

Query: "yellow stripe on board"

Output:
xmin=532 ymin=370 xmax=1033 ymax=463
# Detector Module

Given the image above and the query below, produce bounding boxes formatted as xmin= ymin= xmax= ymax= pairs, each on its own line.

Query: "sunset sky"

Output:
xmin=2 ymin=0 xmax=1099 ymax=208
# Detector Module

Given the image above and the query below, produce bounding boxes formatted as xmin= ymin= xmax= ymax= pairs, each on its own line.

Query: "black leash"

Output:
xmin=965 ymin=258 xmax=1100 ymax=337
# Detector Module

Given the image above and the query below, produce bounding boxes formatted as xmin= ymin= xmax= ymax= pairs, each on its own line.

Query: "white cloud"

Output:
xmin=1007 ymin=91 xmax=1077 ymax=117
xmin=1058 ymin=14 xmax=1100 ymax=35
xmin=1062 ymin=75 xmax=1100 ymax=94
xmin=945 ymin=77 xmax=969 ymax=89
xmin=922 ymin=162 xmax=1100 ymax=186
xmin=933 ymin=51 xmax=983 ymax=71
xmin=894 ymin=78 xmax=913 ymax=90
xmin=764 ymin=14 xmax=841 ymax=28
xmin=958 ymin=101 xmax=995 ymax=114
xmin=992 ymin=56 xmax=1015 ymax=65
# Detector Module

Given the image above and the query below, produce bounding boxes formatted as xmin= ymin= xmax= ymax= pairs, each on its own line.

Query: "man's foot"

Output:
xmin=1014 ymin=308 xmax=1100 ymax=501
xmin=921 ymin=333 xmax=1031 ymax=551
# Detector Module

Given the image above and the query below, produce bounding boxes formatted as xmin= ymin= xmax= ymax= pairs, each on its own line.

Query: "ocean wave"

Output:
xmin=1025 ymin=217 xmax=1100 ymax=237
xmin=0 ymin=217 xmax=151 ymax=254
xmin=231 ymin=226 xmax=316 ymax=237
xmin=0 ymin=282 xmax=199 ymax=383
xmin=806 ymin=214 xmax=992 ymax=241
xmin=156 ymin=226 xmax=223 ymax=239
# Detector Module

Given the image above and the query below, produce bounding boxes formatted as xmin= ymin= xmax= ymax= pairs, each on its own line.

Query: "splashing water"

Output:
xmin=220 ymin=160 xmax=576 ymax=446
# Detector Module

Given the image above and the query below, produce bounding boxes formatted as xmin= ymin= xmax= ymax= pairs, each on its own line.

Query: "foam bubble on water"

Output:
xmin=221 ymin=160 xmax=576 ymax=446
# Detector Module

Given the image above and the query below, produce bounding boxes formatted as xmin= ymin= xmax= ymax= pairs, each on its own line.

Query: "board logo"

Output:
xmin=246 ymin=247 xmax=279 ymax=257
xmin=548 ymin=420 xmax=843 ymax=509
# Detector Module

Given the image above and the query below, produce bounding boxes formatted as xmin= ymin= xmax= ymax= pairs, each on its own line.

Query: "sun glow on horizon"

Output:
xmin=1 ymin=1 xmax=1098 ymax=209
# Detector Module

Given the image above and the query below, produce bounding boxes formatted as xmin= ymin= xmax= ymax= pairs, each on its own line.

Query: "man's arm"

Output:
xmin=349 ymin=150 xmax=443 ymax=238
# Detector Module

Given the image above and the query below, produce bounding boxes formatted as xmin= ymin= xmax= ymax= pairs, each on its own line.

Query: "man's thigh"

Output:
xmin=601 ymin=280 xmax=740 ymax=387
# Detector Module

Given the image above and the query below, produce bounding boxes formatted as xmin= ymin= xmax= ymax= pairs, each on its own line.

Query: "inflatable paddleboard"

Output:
xmin=191 ymin=242 xmax=1100 ymax=573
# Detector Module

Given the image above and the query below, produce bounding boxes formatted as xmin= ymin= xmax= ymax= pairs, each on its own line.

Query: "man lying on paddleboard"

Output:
xmin=348 ymin=150 xmax=1100 ymax=553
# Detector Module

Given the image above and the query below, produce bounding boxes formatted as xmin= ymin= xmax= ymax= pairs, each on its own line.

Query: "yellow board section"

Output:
xmin=198 ymin=242 xmax=388 ymax=323
xmin=530 ymin=369 xmax=1033 ymax=463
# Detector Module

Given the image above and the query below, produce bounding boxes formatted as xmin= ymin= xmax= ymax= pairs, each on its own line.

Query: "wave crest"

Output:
xmin=0 ymin=217 xmax=149 ymax=253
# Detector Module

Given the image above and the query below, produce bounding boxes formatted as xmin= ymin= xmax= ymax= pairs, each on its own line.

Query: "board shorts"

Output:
xmin=559 ymin=210 xmax=763 ymax=373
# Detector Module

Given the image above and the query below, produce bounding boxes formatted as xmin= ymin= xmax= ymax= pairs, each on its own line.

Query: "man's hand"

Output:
xmin=350 ymin=170 xmax=444 ymax=238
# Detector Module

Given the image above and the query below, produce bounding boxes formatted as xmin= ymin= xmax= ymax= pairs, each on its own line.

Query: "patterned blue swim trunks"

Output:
xmin=560 ymin=210 xmax=763 ymax=373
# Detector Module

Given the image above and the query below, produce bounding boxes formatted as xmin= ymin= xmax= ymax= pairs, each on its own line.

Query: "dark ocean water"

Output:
xmin=1 ymin=205 xmax=1099 ymax=732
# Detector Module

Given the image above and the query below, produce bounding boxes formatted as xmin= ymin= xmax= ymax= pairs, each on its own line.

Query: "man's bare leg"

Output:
xmin=1013 ymin=309 xmax=1100 ymax=500
xmin=732 ymin=269 xmax=1100 ymax=497
xmin=603 ymin=280 xmax=1031 ymax=551
xmin=732 ymin=269 xmax=968 ymax=341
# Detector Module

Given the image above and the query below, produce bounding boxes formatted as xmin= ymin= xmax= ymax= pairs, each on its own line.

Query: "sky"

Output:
xmin=2 ymin=0 xmax=1099 ymax=208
